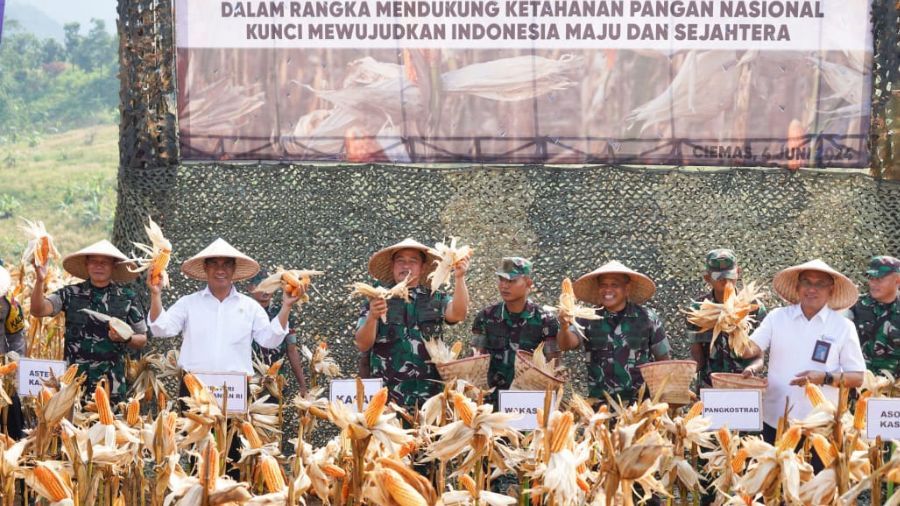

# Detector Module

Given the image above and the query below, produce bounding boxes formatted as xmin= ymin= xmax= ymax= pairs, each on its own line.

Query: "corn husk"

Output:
xmin=426 ymin=237 xmax=472 ymax=293
xmin=685 ymin=281 xmax=762 ymax=357
xmin=543 ymin=277 xmax=600 ymax=337
xmin=79 ymin=309 xmax=135 ymax=340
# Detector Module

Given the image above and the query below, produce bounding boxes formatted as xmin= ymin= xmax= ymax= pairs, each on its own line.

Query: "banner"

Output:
xmin=175 ymin=0 xmax=872 ymax=167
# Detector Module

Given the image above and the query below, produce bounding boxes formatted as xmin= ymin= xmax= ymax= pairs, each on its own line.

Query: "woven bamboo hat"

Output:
xmin=573 ymin=260 xmax=656 ymax=306
xmin=0 ymin=265 xmax=10 ymax=297
xmin=367 ymin=238 xmax=439 ymax=285
xmin=772 ymin=259 xmax=858 ymax=310
xmin=180 ymin=238 xmax=260 ymax=282
xmin=62 ymin=240 xmax=138 ymax=282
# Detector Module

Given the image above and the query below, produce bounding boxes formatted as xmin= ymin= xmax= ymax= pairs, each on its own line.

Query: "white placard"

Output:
xmin=700 ymin=389 xmax=763 ymax=432
xmin=866 ymin=398 xmax=900 ymax=441
xmin=17 ymin=358 xmax=68 ymax=397
xmin=192 ymin=371 xmax=248 ymax=413
xmin=329 ymin=378 xmax=384 ymax=412
xmin=499 ymin=390 xmax=557 ymax=431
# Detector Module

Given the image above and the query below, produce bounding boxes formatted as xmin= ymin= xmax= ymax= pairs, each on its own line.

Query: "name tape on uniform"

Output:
xmin=866 ymin=398 xmax=900 ymax=441
xmin=330 ymin=378 xmax=384 ymax=412
xmin=17 ymin=358 xmax=68 ymax=397
xmin=700 ymin=389 xmax=763 ymax=432
xmin=498 ymin=390 xmax=557 ymax=431
xmin=192 ymin=371 xmax=248 ymax=413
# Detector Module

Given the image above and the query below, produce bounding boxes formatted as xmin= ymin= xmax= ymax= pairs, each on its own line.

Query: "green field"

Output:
xmin=0 ymin=124 xmax=118 ymax=264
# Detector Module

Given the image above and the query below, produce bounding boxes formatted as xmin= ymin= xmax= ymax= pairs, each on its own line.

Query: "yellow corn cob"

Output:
xmin=157 ymin=389 xmax=168 ymax=411
xmin=341 ymin=478 xmax=351 ymax=503
xmin=0 ymin=362 xmax=17 ymax=376
xmin=577 ymin=476 xmax=591 ymax=493
xmin=38 ymin=388 xmax=53 ymax=405
xmin=723 ymin=281 xmax=736 ymax=302
xmin=684 ymin=402 xmax=704 ymax=421
xmin=777 ymin=426 xmax=802 ymax=452
xmin=550 ymin=412 xmax=574 ymax=453
xmin=322 ymin=463 xmax=347 ymax=479
xmin=60 ymin=364 xmax=79 ymax=384
xmin=365 ymin=388 xmax=388 ymax=427
xmin=398 ymin=440 xmax=417 ymax=458
xmin=34 ymin=464 xmax=71 ymax=501
xmin=260 ymin=455 xmax=286 ymax=492
xmin=809 ymin=433 xmax=838 ymax=468
xmin=717 ymin=427 xmax=731 ymax=448
xmin=381 ymin=468 xmax=428 ymax=506
xmin=804 ymin=383 xmax=828 ymax=408
xmin=95 ymin=383 xmax=115 ymax=425
xmin=459 ymin=474 xmax=477 ymax=497
xmin=450 ymin=341 xmax=463 ymax=358
xmin=452 ymin=392 xmax=475 ymax=427
xmin=182 ymin=373 xmax=205 ymax=398
xmin=732 ymin=448 xmax=749 ymax=473
xmin=126 ymin=398 xmax=141 ymax=426
xmin=266 ymin=359 xmax=283 ymax=377
xmin=854 ymin=395 xmax=868 ymax=431
xmin=201 ymin=444 xmax=219 ymax=492
xmin=241 ymin=421 xmax=263 ymax=449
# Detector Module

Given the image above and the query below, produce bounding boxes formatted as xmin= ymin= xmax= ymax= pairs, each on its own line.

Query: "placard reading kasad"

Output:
xmin=174 ymin=0 xmax=872 ymax=167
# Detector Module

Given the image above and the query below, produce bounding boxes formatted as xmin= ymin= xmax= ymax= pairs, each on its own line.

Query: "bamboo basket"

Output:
xmin=510 ymin=350 xmax=565 ymax=391
xmin=710 ymin=372 xmax=767 ymax=391
xmin=638 ymin=360 xmax=697 ymax=405
xmin=435 ymin=355 xmax=490 ymax=390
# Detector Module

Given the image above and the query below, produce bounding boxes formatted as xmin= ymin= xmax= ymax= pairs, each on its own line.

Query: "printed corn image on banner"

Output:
xmin=174 ymin=0 xmax=872 ymax=167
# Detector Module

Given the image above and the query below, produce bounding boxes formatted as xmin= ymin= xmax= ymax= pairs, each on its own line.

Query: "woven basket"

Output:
xmin=710 ymin=372 xmax=767 ymax=391
xmin=435 ymin=355 xmax=490 ymax=390
xmin=510 ymin=350 xmax=565 ymax=391
xmin=638 ymin=360 xmax=697 ymax=405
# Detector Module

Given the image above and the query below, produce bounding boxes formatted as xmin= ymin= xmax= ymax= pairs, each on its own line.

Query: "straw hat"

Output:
xmin=367 ymin=238 xmax=439 ymax=285
xmin=180 ymin=238 xmax=260 ymax=282
xmin=573 ymin=260 xmax=657 ymax=306
xmin=0 ymin=266 xmax=10 ymax=297
xmin=62 ymin=240 xmax=138 ymax=282
xmin=772 ymin=259 xmax=858 ymax=310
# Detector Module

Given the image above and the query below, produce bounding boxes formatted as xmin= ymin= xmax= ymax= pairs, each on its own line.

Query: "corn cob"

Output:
xmin=550 ymin=412 xmax=574 ymax=453
xmin=201 ymin=443 xmax=220 ymax=492
xmin=577 ymin=476 xmax=591 ymax=493
xmin=365 ymin=387 xmax=388 ymax=427
xmin=266 ymin=359 xmax=283 ymax=377
xmin=34 ymin=464 xmax=71 ymax=501
xmin=95 ymin=383 xmax=115 ymax=425
xmin=459 ymin=474 xmax=477 ymax=496
xmin=684 ymin=401 xmax=704 ymax=422
xmin=804 ymin=383 xmax=829 ymax=408
xmin=0 ymin=362 xmax=17 ymax=376
xmin=777 ymin=426 xmax=802 ymax=452
xmin=381 ymin=468 xmax=428 ymax=506
xmin=126 ymin=398 xmax=141 ymax=426
xmin=854 ymin=394 xmax=869 ymax=431
xmin=452 ymin=392 xmax=475 ymax=427
xmin=322 ymin=463 xmax=347 ymax=478
xmin=260 ymin=455 xmax=286 ymax=492
xmin=809 ymin=433 xmax=838 ymax=468
xmin=241 ymin=421 xmax=263 ymax=449
xmin=60 ymin=364 xmax=79 ymax=384
xmin=732 ymin=448 xmax=749 ymax=473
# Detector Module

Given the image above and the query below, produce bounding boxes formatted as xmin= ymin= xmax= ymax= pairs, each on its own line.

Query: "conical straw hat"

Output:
xmin=62 ymin=240 xmax=138 ymax=282
xmin=573 ymin=260 xmax=656 ymax=306
xmin=367 ymin=238 xmax=439 ymax=285
xmin=180 ymin=238 xmax=260 ymax=282
xmin=772 ymin=259 xmax=858 ymax=310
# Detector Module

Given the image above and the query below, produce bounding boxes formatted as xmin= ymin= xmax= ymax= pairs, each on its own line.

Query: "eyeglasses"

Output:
xmin=798 ymin=278 xmax=834 ymax=290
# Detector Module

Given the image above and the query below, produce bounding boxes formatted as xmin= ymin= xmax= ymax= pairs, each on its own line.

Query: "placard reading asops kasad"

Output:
xmin=700 ymin=389 xmax=763 ymax=432
xmin=17 ymin=358 xmax=68 ymax=397
xmin=175 ymin=0 xmax=872 ymax=168
xmin=499 ymin=390 xmax=556 ymax=431
xmin=192 ymin=371 xmax=248 ymax=413
xmin=330 ymin=378 xmax=384 ymax=412
xmin=865 ymin=398 xmax=900 ymax=441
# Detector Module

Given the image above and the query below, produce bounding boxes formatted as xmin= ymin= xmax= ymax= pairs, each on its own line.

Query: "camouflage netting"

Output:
xmin=113 ymin=0 xmax=900 ymax=443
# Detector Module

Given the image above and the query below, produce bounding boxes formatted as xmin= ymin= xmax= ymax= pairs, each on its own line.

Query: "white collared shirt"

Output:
xmin=750 ymin=304 xmax=865 ymax=427
xmin=148 ymin=286 xmax=288 ymax=375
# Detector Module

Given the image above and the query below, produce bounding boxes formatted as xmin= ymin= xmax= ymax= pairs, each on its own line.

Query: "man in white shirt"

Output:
xmin=742 ymin=259 xmax=865 ymax=457
xmin=148 ymin=238 xmax=305 ymax=377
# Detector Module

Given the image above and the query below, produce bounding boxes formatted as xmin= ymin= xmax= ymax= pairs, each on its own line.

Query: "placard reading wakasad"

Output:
xmin=175 ymin=0 xmax=872 ymax=167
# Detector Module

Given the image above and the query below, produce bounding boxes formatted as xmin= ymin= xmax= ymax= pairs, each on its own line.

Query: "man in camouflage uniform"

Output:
xmin=472 ymin=257 xmax=558 ymax=405
xmin=30 ymin=241 xmax=147 ymax=401
xmin=355 ymin=238 xmax=470 ymax=408
xmin=247 ymin=270 xmax=307 ymax=395
xmin=558 ymin=261 xmax=670 ymax=404
xmin=0 ymin=262 xmax=26 ymax=438
xmin=688 ymin=249 xmax=766 ymax=386
xmin=847 ymin=256 xmax=899 ymax=376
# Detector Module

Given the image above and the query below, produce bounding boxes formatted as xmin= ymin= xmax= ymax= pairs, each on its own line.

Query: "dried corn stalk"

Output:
xmin=426 ymin=237 xmax=473 ymax=293
xmin=685 ymin=281 xmax=762 ymax=357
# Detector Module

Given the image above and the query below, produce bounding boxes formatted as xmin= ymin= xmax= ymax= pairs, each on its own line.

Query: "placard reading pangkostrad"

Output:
xmin=175 ymin=0 xmax=872 ymax=166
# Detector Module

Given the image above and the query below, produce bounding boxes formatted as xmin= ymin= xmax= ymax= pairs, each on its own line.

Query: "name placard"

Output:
xmin=700 ymin=389 xmax=763 ymax=432
xmin=866 ymin=398 xmax=900 ymax=441
xmin=17 ymin=358 xmax=69 ymax=397
xmin=499 ymin=390 xmax=555 ymax=431
xmin=192 ymin=371 xmax=248 ymax=413
xmin=329 ymin=378 xmax=384 ymax=412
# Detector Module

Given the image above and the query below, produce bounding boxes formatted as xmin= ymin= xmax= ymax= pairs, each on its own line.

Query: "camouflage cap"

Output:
xmin=496 ymin=257 xmax=532 ymax=280
xmin=705 ymin=248 xmax=739 ymax=280
xmin=866 ymin=256 xmax=900 ymax=279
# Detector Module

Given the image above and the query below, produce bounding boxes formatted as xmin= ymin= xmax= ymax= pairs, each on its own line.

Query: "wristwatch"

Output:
xmin=823 ymin=371 xmax=833 ymax=386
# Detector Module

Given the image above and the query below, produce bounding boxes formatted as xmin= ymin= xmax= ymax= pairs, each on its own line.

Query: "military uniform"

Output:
xmin=848 ymin=256 xmax=900 ymax=376
xmin=0 ymin=291 xmax=26 ymax=439
xmin=357 ymin=282 xmax=451 ymax=407
xmin=689 ymin=291 xmax=767 ymax=385
xmin=48 ymin=281 xmax=147 ymax=399
xmin=578 ymin=303 xmax=669 ymax=403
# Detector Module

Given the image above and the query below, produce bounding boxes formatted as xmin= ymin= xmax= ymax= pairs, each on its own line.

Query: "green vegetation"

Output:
xmin=0 ymin=124 xmax=118 ymax=263
xmin=0 ymin=19 xmax=118 ymax=144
